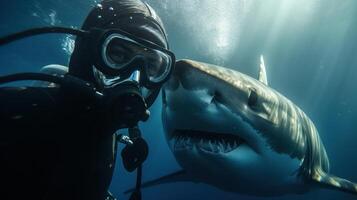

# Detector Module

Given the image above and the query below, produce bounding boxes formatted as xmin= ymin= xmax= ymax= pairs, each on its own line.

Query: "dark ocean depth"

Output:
xmin=0 ymin=0 xmax=356 ymax=199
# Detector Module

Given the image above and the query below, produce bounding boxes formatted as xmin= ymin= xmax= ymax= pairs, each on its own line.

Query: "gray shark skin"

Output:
xmin=132 ymin=58 xmax=357 ymax=197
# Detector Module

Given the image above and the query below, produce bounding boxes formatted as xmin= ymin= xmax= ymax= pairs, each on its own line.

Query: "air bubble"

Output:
xmin=109 ymin=7 xmax=114 ymax=11
xmin=97 ymin=4 xmax=103 ymax=9
xmin=98 ymin=15 xmax=102 ymax=19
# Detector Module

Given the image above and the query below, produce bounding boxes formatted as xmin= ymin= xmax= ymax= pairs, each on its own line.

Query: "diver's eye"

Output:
xmin=248 ymin=89 xmax=258 ymax=109
xmin=107 ymin=45 xmax=131 ymax=65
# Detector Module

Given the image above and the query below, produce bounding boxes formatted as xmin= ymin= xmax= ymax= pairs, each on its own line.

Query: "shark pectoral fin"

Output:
xmin=259 ymin=55 xmax=268 ymax=85
xmin=124 ymin=170 xmax=189 ymax=194
xmin=312 ymin=171 xmax=357 ymax=195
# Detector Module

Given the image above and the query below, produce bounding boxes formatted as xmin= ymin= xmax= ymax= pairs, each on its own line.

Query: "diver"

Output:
xmin=0 ymin=0 xmax=174 ymax=200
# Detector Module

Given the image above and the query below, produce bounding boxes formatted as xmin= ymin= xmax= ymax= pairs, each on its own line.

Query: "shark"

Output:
xmin=129 ymin=57 xmax=357 ymax=197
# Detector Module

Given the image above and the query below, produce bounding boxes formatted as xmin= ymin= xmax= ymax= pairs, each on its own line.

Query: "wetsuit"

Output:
xmin=0 ymin=85 xmax=117 ymax=200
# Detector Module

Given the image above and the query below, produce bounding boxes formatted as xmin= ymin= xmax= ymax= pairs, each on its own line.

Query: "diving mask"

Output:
xmin=92 ymin=28 xmax=175 ymax=89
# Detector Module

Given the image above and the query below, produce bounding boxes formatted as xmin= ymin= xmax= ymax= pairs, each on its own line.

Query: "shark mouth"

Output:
xmin=171 ymin=130 xmax=245 ymax=153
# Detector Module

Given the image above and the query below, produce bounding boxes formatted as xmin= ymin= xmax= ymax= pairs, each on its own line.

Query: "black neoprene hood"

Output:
xmin=69 ymin=0 xmax=169 ymax=83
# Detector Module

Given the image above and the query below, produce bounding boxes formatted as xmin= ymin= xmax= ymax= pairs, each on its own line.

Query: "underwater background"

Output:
xmin=0 ymin=0 xmax=356 ymax=199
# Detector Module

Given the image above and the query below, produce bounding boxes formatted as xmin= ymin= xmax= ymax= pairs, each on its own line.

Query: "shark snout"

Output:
xmin=162 ymin=60 xmax=263 ymax=155
xmin=165 ymin=62 xmax=282 ymax=159
xmin=163 ymin=60 xmax=237 ymax=110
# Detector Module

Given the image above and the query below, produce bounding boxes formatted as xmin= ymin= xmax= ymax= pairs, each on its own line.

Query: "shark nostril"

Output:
xmin=164 ymin=76 xmax=180 ymax=91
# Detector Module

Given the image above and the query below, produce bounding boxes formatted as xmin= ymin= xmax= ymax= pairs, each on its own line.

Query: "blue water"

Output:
xmin=1 ymin=0 xmax=357 ymax=199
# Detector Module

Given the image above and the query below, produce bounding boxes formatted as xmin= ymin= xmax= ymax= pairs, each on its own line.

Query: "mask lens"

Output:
xmin=103 ymin=34 xmax=139 ymax=70
xmin=144 ymin=49 xmax=172 ymax=83
xmin=107 ymin=40 xmax=131 ymax=66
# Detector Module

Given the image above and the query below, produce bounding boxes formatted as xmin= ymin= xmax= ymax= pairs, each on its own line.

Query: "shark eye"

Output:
xmin=248 ymin=89 xmax=258 ymax=109
xmin=210 ymin=91 xmax=223 ymax=104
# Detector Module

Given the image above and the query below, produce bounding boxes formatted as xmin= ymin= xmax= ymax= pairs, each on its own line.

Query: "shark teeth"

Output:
xmin=172 ymin=130 xmax=244 ymax=153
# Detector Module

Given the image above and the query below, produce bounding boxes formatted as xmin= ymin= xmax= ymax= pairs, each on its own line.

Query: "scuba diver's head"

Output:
xmin=69 ymin=0 xmax=174 ymax=107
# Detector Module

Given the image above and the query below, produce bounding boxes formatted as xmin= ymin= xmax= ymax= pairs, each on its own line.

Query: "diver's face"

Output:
xmin=93 ymin=21 xmax=170 ymax=95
